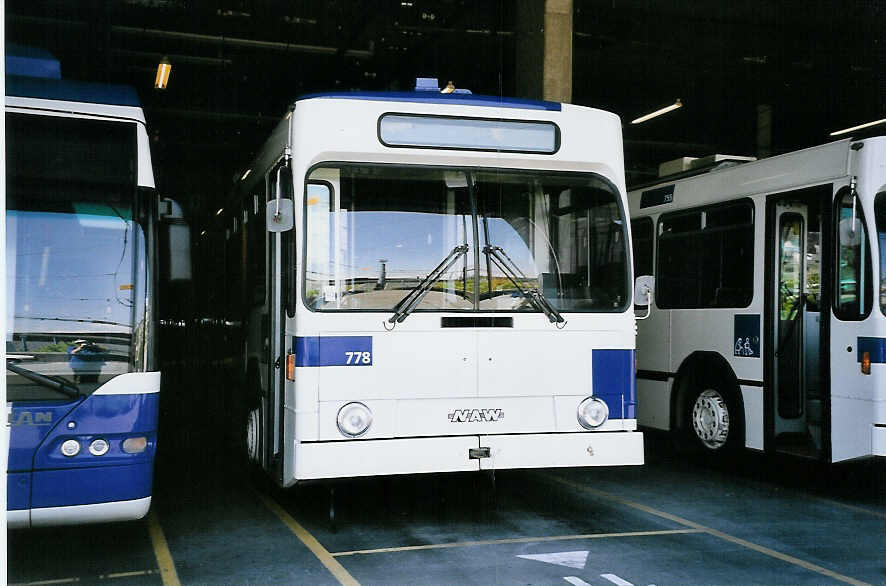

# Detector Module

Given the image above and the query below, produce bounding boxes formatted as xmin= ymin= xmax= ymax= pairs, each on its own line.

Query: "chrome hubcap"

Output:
xmin=691 ymin=389 xmax=730 ymax=450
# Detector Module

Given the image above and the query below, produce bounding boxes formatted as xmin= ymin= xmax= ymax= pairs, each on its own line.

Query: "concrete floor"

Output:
xmin=9 ymin=439 xmax=886 ymax=586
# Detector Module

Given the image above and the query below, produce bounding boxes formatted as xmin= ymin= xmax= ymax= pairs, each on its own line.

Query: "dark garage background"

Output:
xmin=5 ymin=0 xmax=885 ymax=479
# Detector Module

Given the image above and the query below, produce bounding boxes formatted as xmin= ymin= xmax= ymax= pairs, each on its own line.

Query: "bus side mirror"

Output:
xmin=159 ymin=197 xmax=192 ymax=282
xmin=267 ymin=198 xmax=294 ymax=232
xmin=634 ymin=275 xmax=654 ymax=320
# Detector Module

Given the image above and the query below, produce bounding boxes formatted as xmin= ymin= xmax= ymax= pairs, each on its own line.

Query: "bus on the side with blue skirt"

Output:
xmin=5 ymin=45 xmax=188 ymax=527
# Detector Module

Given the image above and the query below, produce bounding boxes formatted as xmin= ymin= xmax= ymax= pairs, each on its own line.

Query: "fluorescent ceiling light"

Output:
xmin=631 ymin=99 xmax=682 ymax=124
xmin=240 ymin=169 xmax=252 ymax=181
xmin=829 ymin=117 xmax=886 ymax=136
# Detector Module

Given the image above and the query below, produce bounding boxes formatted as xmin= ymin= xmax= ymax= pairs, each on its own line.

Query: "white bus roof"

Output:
xmin=237 ymin=91 xmax=626 ymax=199
xmin=628 ymin=138 xmax=867 ymax=215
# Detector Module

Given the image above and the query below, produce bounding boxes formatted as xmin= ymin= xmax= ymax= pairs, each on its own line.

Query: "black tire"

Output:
xmin=234 ymin=362 xmax=263 ymax=475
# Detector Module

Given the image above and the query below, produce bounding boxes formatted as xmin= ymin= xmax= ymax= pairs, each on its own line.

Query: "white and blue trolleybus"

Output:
xmin=5 ymin=46 xmax=168 ymax=527
xmin=628 ymin=137 xmax=886 ymax=462
xmin=225 ymin=79 xmax=643 ymax=486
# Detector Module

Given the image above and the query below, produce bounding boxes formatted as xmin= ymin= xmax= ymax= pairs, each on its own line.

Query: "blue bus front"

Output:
xmin=6 ymin=90 xmax=160 ymax=527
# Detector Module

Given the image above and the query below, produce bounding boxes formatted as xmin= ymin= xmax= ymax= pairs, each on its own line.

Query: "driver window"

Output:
xmin=834 ymin=188 xmax=873 ymax=320
xmin=875 ymin=191 xmax=886 ymax=316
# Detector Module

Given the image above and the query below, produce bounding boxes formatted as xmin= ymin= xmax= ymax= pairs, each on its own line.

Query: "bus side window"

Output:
xmin=876 ymin=192 xmax=886 ymax=316
xmin=631 ymin=217 xmax=654 ymax=277
xmin=249 ymin=187 xmax=267 ymax=306
xmin=656 ymin=202 xmax=753 ymax=309
xmin=657 ymin=211 xmax=702 ymax=308
xmin=834 ymin=188 xmax=873 ymax=320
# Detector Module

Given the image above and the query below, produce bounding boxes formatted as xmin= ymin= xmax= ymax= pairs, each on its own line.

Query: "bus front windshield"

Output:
xmin=877 ymin=192 xmax=886 ymax=315
xmin=6 ymin=113 xmax=148 ymax=400
xmin=304 ymin=164 xmax=629 ymax=313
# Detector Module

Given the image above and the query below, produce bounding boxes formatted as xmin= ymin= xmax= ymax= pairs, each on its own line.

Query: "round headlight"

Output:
xmin=88 ymin=438 xmax=110 ymax=456
xmin=336 ymin=402 xmax=373 ymax=438
xmin=60 ymin=439 xmax=81 ymax=457
xmin=577 ymin=396 xmax=609 ymax=429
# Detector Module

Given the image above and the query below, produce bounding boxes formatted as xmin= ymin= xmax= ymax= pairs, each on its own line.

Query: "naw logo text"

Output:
xmin=447 ymin=408 xmax=504 ymax=423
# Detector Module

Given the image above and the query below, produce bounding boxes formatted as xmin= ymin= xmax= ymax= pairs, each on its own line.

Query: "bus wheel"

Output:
xmin=689 ymin=387 xmax=732 ymax=451
xmin=246 ymin=407 xmax=261 ymax=463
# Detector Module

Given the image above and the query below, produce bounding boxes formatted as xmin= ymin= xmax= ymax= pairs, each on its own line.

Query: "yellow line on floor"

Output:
xmin=815 ymin=497 xmax=886 ymax=520
xmin=255 ymin=490 xmax=360 ymax=586
xmin=540 ymin=473 xmax=872 ymax=586
xmin=332 ymin=528 xmax=703 ymax=557
xmin=146 ymin=509 xmax=181 ymax=586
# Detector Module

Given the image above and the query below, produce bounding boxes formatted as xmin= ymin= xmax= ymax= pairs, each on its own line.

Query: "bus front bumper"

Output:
xmin=8 ymin=496 xmax=152 ymax=529
xmin=293 ymin=430 xmax=644 ymax=481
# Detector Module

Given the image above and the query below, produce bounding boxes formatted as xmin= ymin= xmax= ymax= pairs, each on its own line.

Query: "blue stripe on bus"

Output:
xmin=31 ymin=462 xmax=153 ymax=508
xmin=857 ymin=337 xmax=886 ymax=363
xmin=297 ymin=91 xmax=562 ymax=111
xmin=294 ymin=336 xmax=373 ymax=367
xmin=6 ymin=44 xmax=62 ymax=79
xmin=592 ymin=349 xmax=636 ymax=420
xmin=6 ymin=75 xmax=142 ymax=107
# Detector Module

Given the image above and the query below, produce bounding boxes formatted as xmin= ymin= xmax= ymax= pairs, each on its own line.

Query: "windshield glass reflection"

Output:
xmin=476 ymin=171 xmax=628 ymax=312
xmin=6 ymin=113 xmax=145 ymax=400
xmin=305 ymin=167 xmax=473 ymax=311
xmin=6 ymin=209 xmax=144 ymax=399
xmin=305 ymin=165 xmax=629 ymax=314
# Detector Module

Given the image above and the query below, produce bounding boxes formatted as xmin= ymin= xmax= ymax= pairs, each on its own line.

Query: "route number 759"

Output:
xmin=345 ymin=351 xmax=372 ymax=365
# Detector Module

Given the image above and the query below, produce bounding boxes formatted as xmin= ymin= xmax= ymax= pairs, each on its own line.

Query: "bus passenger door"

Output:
xmin=768 ymin=195 xmax=826 ymax=459
xmin=265 ymin=160 xmax=293 ymax=479
xmin=829 ymin=184 xmax=876 ymax=462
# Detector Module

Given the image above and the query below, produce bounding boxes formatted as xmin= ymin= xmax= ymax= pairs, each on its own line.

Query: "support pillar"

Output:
xmin=543 ymin=0 xmax=573 ymax=103
xmin=514 ymin=0 xmax=573 ymax=103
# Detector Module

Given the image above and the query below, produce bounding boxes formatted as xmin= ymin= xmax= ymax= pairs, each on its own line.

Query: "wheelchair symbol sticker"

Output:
xmin=734 ymin=315 xmax=761 ymax=358
xmin=735 ymin=337 xmax=755 ymax=356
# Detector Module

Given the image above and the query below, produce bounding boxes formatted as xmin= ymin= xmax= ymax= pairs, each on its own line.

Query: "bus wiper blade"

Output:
xmin=6 ymin=358 xmax=81 ymax=398
xmin=388 ymin=244 xmax=469 ymax=324
xmin=482 ymin=245 xmax=564 ymax=324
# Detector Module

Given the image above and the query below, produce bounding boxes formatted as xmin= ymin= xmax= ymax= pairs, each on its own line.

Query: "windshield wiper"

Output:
xmin=6 ymin=357 xmax=81 ymax=398
xmin=482 ymin=245 xmax=564 ymax=324
xmin=388 ymin=244 xmax=469 ymax=324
